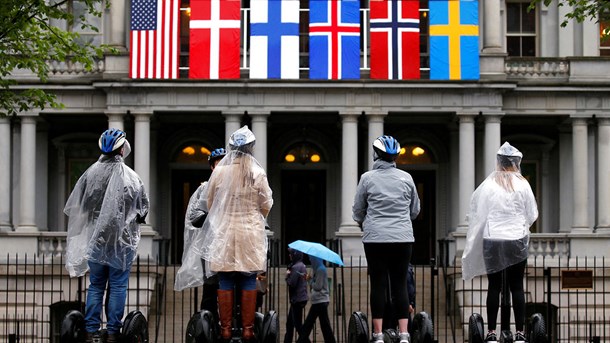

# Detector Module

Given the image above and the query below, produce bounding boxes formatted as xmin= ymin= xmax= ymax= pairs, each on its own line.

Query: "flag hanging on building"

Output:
xmin=250 ymin=0 xmax=300 ymax=79
xmin=189 ymin=0 xmax=241 ymax=79
xmin=309 ymin=0 xmax=361 ymax=80
xmin=370 ymin=0 xmax=420 ymax=79
xmin=130 ymin=0 xmax=180 ymax=79
xmin=429 ymin=0 xmax=479 ymax=80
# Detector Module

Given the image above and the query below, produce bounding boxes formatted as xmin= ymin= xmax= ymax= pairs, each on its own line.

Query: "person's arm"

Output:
xmin=311 ymin=268 xmax=326 ymax=292
xmin=352 ymin=177 xmax=367 ymax=226
xmin=409 ymin=178 xmax=421 ymax=220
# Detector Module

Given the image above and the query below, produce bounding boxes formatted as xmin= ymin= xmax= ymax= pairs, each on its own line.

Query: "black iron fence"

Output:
xmin=1 ymin=239 xmax=608 ymax=342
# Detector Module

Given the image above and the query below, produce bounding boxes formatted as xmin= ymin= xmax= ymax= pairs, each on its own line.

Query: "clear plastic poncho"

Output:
xmin=174 ymin=143 xmax=273 ymax=291
xmin=64 ymin=149 xmax=149 ymax=278
xmin=461 ymin=142 xmax=538 ymax=281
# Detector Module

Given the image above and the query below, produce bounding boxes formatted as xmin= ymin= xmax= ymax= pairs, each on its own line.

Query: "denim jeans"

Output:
xmin=85 ymin=261 xmax=132 ymax=334
xmin=218 ymin=271 xmax=257 ymax=291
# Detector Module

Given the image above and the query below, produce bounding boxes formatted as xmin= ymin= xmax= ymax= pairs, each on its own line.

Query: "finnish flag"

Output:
xmin=250 ymin=0 xmax=300 ymax=79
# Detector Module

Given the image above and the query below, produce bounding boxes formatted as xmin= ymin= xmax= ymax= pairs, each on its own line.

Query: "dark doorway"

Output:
xmin=171 ymin=169 xmax=211 ymax=264
xmin=408 ymin=170 xmax=436 ymax=265
xmin=281 ymin=170 xmax=326 ymax=264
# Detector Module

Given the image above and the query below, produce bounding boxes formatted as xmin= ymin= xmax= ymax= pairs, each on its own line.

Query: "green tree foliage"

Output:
xmin=0 ymin=0 xmax=110 ymax=116
xmin=529 ymin=0 xmax=610 ymax=26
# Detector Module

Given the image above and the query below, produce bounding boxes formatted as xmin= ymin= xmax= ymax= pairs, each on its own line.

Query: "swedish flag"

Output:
xmin=429 ymin=0 xmax=479 ymax=80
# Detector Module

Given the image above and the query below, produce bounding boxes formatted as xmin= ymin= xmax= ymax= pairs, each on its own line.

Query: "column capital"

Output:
xmin=483 ymin=114 xmax=504 ymax=124
xmin=571 ymin=117 xmax=589 ymax=126
xmin=364 ymin=112 xmax=387 ymax=121
xmin=456 ymin=113 xmax=477 ymax=123
xmin=249 ymin=112 xmax=270 ymax=121
xmin=133 ymin=111 xmax=153 ymax=121
xmin=340 ymin=112 xmax=360 ymax=122
xmin=597 ymin=117 xmax=610 ymax=126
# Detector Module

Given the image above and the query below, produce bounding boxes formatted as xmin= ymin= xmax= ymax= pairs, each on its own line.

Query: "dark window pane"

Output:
xmin=420 ymin=34 xmax=428 ymax=54
xmin=521 ymin=36 xmax=536 ymax=56
xmin=506 ymin=3 xmax=520 ymax=33
xmin=507 ymin=36 xmax=521 ymax=56
xmin=601 ymin=22 xmax=610 ymax=47
xmin=420 ymin=10 xmax=429 ymax=34
xmin=601 ymin=49 xmax=610 ymax=56
xmin=521 ymin=4 xmax=536 ymax=33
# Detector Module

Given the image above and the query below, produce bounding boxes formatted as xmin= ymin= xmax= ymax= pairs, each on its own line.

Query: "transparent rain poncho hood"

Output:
xmin=461 ymin=142 xmax=538 ymax=281
xmin=175 ymin=127 xmax=273 ymax=291
xmin=64 ymin=149 xmax=149 ymax=278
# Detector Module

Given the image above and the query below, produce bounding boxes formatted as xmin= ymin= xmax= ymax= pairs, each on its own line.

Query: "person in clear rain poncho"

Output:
xmin=64 ymin=128 xmax=149 ymax=343
xmin=175 ymin=126 xmax=273 ymax=342
xmin=462 ymin=142 xmax=538 ymax=343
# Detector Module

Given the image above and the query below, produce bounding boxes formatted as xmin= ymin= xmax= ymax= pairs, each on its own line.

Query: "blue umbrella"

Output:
xmin=288 ymin=240 xmax=344 ymax=266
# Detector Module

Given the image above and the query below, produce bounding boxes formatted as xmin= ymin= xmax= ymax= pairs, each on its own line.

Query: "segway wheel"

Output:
xmin=254 ymin=312 xmax=265 ymax=342
xmin=122 ymin=310 xmax=149 ymax=343
xmin=411 ymin=312 xmax=434 ymax=343
xmin=186 ymin=310 xmax=216 ymax=343
xmin=528 ymin=313 xmax=547 ymax=343
xmin=382 ymin=328 xmax=399 ymax=343
xmin=348 ymin=311 xmax=369 ymax=343
xmin=468 ymin=313 xmax=485 ymax=343
xmin=60 ymin=310 xmax=86 ymax=343
xmin=261 ymin=310 xmax=279 ymax=343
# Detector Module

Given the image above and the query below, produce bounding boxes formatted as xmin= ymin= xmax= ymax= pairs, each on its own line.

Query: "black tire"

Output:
xmin=186 ymin=310 xmax=216 ymax=343
xmin=528 ymin=313 xmax=547 ymax=343
xmin=60 ymin=310 xmax=86 ymax=343
xmin=254 ymin=312 xmax=265 ymax=342
xmin=411 ymin=312 xmax=434 ymax=343
xmin=382 ymin=328 xmax=399 ymax=343
xmin=122 ymin=310 xmax=149 ymax=343
xmin=261 ymin=310 xmax=279 ymax=343
xmin=348 ymin=311 xmax=369 ymax=343
xmin=468 ymin=313 xmax=485 ymax=343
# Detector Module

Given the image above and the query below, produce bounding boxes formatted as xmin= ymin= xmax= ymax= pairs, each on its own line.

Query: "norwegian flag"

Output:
xmin=309 ymin=0 xmax=361 ymax=80
xmin=189 ymin=0 xmax=241 ymax=79
xmin=370 ymin=0 xmax=420 ymax=79
xmin=129 ymin=0 xmax=180 ymax=79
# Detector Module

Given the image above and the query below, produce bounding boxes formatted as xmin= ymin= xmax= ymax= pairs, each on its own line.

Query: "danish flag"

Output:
xmin=189 ymin=0 xmax=241 ymax=79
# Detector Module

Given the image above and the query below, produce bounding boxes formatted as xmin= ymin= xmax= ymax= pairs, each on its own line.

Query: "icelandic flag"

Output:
xmin=370 ymin=0 xmax=420 ymax=79
xmin=309 ymin=0 xmax=361 ymax=80
xmin=250 ymin=0 xmax=300 ymax=79
xmin=189 ymin=0 xmax=241 ymax=79
xmin=429 ymin=0 xmax=479 ymax=80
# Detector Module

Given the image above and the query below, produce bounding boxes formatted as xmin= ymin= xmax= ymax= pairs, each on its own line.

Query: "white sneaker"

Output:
xmin=399 ymin=332 xmax=410 ymax=343
xmin=372 ymin=332 xmax=384 ymax=343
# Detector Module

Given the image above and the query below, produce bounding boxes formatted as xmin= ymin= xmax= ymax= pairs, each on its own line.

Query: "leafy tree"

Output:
xmin=0 ymin=0 xmax=110 ymax=117
xmin=529 ymin=0 xmax=610 ymax=27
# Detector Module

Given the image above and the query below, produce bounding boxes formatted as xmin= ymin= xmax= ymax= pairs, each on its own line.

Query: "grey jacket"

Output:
xmin=309 ymin=258 xmax=330 ymax=304
xmin=352 ymin=159 xmax=421 ymax=243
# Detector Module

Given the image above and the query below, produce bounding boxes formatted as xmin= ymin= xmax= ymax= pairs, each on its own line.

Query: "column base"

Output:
xmin=479 ymin=53 xmax=507 ymax=80
xmin=0 ymin=224 xmax=13 ymax=232
xmin=571 ymin=227 xmax=594 ymax=234
xmin=335 ymin=226 xmax=364 ymax=266
xmin=0 ymin=232 xmax=39 ymax=260
xmin=595 ymin=226 xmax=610 ymax=234
xmin=15 ymin=225 xmax=38 ymax=232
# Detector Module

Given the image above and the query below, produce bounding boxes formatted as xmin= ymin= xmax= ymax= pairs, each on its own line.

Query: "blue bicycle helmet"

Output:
xmin=373 ymin=135 xmax=401 ymax=161
xmin=98 ymin=128 xmax=126 ymax=154
xmin=208 ymin=147 xmax=227 ymax=166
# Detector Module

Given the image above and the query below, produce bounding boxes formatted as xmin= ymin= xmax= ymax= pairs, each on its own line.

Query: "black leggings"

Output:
xmin=486 ymin=260 xmax=527 ymax=331
xmin=364 ymin=242 xmax=412 ymax=320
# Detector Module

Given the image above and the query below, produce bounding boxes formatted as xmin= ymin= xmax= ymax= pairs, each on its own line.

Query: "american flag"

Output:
xmin=130 ymin=0 xmax=179 ymax=79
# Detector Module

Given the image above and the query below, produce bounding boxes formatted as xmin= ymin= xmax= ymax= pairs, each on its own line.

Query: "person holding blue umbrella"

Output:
xmin=352 ymin=135 xmax=420 ymax=343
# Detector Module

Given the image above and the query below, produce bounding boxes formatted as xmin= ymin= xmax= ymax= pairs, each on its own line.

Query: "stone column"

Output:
xmin=366 ymin=113 xmax=385 ymax=170
xmin=250 ymin=112 xmax=269 ymax=171
xmin=0 ymin=116 xmax=11 ymax=231
xmin=108 ymin=0 xmax=126 ymax=48
xmin=483 ymin=114 xmax=502 ymax=175
xmin=597 ymin=118 xmax=610 ymax=232
xmin=133 ymin=111 xmax=154 ymax=231
xmin=457 ymin=114 xmax=476 ymax=232
xmin=17 ymin=116 xmax=38 ymax=232
xmin=335 ymin=113 xmax=362 ymax=262
xmin=571 ymin=118 xmax=590 ymax=232
xmin=482 ymin=0 xmax=502 ymax=53
xmin=106 ymin=110 xmax=125 ymax=131
xmin=224 ymin=112 xmax=243 ymax=144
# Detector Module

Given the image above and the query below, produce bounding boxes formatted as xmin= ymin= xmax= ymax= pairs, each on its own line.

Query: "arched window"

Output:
xmin=283 ymin=142 xmax=323 ymax=164
xmin=396 ymin=143 xmax=433 ymax=165
xmin=174 ymin=143 xmax=212 ymax=163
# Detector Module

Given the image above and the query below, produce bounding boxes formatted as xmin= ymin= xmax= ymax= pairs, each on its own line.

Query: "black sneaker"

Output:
xmin=484 ymin=332 xmax=497 ymax=342
xmin=514 ymin=332 xmax=528 ymax=342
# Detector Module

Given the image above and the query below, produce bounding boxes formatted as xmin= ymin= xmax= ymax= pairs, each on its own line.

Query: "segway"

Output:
xmin=468 ymin=270 xmax=548 ymax=343
xmin=185 ymin=292 xmax=279 ymax=343
xmin=348 ymin=310 xmax=433 ymax=343
xmin=60 ymin=309 xmax=148 ymax=343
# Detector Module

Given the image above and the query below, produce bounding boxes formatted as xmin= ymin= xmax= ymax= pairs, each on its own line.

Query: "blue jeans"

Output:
xmin=85 ymin=261 xmax=132 ymax=334
xmin=218 ymin=272 xmax=257 ymax=291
